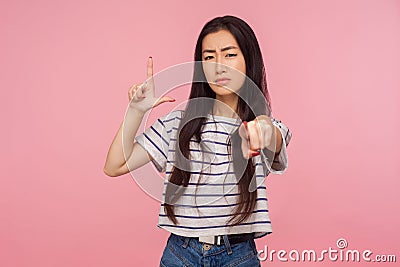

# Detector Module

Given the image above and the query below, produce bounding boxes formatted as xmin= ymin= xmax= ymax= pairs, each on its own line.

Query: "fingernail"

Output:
xmin=251 ymin=152 xmax=260 ymax=157
xmin=242 ymin=120 xmax=247 ymax=128
xmin=149 ymin=56 xmax=152 ymax=59
xmin=169 ymin=99 xmax=176 ymax=102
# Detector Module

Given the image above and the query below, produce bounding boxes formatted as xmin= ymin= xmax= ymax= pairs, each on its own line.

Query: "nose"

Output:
xmin=215 ymin=55 xmax=227 ymax=74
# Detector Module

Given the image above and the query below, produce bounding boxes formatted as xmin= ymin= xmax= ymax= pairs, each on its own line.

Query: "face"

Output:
xmin=201 ymin=29 xmax=246 ymax=97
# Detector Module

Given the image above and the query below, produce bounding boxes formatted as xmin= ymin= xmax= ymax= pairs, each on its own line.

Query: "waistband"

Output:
xmin=177 ymin=232 xmax=255 ymax=245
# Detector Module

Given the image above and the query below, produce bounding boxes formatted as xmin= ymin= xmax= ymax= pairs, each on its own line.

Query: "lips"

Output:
xmin=215 ymin=78 xmax=231 ymax=85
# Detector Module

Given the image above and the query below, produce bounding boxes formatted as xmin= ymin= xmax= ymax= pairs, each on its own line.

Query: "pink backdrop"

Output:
xmin=1 ymin=0 xmax=399 ymax=266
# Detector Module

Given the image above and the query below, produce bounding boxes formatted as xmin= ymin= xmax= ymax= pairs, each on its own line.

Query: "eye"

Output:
xmin=204 ymin=55 xmax=214 ymax=60
xmin=226 ymin=53 xmax=237 ymax=58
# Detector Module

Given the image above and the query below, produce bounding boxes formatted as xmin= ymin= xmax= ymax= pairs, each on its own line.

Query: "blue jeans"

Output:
xmin=160 ymin=233 xmax=261 ymax=267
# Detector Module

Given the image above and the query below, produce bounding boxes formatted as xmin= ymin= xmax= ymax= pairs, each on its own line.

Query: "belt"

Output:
xmin=195 ymin=233 xmax=254 ymax=245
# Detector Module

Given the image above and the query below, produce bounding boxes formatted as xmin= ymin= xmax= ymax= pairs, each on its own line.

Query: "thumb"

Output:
xmin=239 ymin=121 xmax=249 ymax=140
xmin=152 ymin=96 xmax=176 ymax=108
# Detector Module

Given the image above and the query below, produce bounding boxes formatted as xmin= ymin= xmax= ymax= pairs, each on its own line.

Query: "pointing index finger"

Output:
xmin=147 ymin=56 xmax=153 ymax=78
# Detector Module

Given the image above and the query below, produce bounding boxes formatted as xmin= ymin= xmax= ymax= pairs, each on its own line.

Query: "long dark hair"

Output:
xmin=164 ymin=15 xmax=272 ymax=226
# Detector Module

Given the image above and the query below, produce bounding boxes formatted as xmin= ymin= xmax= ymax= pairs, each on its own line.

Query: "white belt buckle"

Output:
xmin=199 ymin=235 xmax=221 ymax=245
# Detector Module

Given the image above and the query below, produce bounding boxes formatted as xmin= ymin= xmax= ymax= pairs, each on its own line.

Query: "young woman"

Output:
xmin=104 ymin=15 xmax=292 ymax=267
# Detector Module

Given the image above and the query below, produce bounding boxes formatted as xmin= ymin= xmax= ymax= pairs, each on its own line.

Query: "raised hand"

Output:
xmin=128 ymin=57 xmax=175 ymax=113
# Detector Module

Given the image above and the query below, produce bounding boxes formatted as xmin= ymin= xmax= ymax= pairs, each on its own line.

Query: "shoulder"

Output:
xmin=161 ymin=109 xmax=184 ymax=120
xmin=157 ymin=109 xmax=184 ymax=129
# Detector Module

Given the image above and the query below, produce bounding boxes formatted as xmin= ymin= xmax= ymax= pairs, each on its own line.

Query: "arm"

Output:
xmin=263 ymin=118 xmax=292 ymax=174
xmin=104 ymin=57 xmax=174 ymax=177
xmin=103 ymin=108 xmax=153 ymax=177
xmin=271 ymin=125 xmax=283 ymax=156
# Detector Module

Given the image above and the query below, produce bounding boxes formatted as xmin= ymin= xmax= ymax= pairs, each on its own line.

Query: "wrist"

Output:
xmin=128 ymin=106 xmax=148 ymax=116
xmin=264 ymin=126 xmax=281 ymax=155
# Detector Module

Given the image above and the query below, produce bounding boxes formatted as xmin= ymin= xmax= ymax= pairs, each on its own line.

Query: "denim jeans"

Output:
xmin=160 ymin=233 xmax=261 ymax=267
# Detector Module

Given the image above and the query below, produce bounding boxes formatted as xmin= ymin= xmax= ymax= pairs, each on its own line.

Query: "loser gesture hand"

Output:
xmin=128 ymin=57 xmax=175 ymax=113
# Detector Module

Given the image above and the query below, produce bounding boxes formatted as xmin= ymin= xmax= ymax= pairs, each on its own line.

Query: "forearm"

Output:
xmin=104 ymin=107 xmax=145 ymax=174
xmin=265 ymin=125 xmax=283 ymax=156
xmin=265 ymin=118 xmax=292 ymax=173
xmin=255 ymin=115 xmax=283 ymax=156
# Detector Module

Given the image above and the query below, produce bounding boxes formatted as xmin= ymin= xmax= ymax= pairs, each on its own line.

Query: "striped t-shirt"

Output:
xmin=135 ymin=110 xmax=292 ymax=239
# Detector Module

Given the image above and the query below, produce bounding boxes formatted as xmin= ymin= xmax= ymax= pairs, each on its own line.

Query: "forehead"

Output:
xmin=202 ymin=29 xmax=239 ymax=51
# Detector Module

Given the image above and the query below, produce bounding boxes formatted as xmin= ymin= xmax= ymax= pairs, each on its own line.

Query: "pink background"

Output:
xmin=1 ymin=0 xmax=399 ymax=266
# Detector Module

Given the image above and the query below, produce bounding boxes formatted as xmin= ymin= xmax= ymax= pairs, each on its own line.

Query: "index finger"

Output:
xmin=147 ymin=56 xmax=153 ymax=78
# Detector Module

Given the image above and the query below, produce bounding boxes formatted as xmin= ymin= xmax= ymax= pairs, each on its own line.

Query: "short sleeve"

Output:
xmin=265 ymin=117 xmax=292 ymax=174
xmin=134 ymin=116 xmax=170 ymax=173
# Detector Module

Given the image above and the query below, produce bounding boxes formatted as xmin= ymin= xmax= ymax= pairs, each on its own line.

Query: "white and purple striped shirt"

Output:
xmin=135 ymin=110 xmax=292 ymax=239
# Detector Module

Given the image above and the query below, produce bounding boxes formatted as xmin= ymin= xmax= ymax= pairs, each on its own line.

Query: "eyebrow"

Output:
xmin=202 ymin=46 xmax=239 ymax=54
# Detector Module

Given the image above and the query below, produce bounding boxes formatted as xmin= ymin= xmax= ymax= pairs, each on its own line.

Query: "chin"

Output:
xmin=210 ymin=84 xmax=239 ymax=96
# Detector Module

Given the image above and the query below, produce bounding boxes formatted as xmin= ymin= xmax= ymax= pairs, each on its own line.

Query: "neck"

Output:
xmin=213 ymin=94 xmax=239 ymax=118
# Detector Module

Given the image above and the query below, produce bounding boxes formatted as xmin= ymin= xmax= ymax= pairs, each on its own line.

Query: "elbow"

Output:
xmin=103 ymin=166 xmax=120 ymax=177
